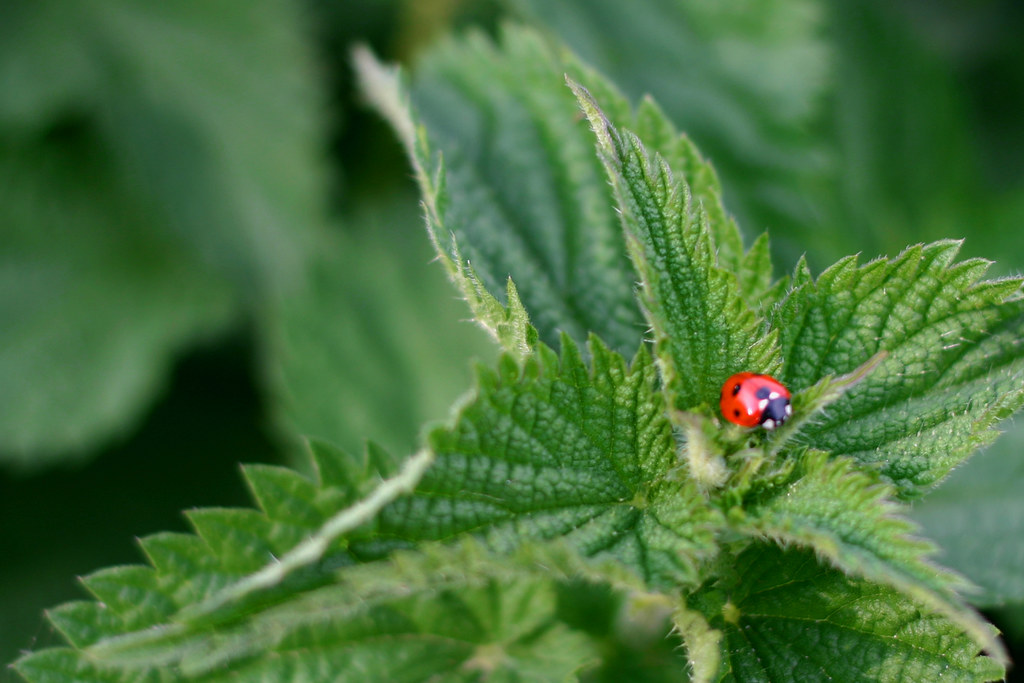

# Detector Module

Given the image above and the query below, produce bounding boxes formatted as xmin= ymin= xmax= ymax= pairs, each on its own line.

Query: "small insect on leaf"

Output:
xmin=720 ymin=373 xmax=792 ymax=429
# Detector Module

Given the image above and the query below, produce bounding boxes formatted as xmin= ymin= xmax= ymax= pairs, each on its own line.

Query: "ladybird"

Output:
xmin=720 ymin=372 xmax=792 ymax=429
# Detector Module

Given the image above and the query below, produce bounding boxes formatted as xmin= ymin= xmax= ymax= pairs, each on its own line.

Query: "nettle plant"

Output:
xmin=16 ymin=26 xmax=1024 ymax=683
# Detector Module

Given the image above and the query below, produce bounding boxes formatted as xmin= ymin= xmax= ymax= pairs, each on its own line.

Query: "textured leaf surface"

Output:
xmin=358 ymin=26 xmax=644 ymax=355
xmin=13 ymin=12 xmax=1024 ymax=681
xmin=737 ymin=450 xmax=1002 ymax=660
xmin=366 ymin=336 xmax=720 ymax=588
xmin=570 ymin=82 xmax=780 ymax=412
xmin=359 ymin=24 xmax=778 ymax=368
xmin=33 ymin=441 xmax=404 ymax=659
xmin=628 ymin=97 xmax=769 ymax=299
xmin=15 ymin=443 xmax=435 ymax=680
xmin=687 ymin=545 xmax=1004 ymax=683
xmin=13 ymin=649 xmax=172 ymax=683
xmin=15 ymin=336 xmax=711 ymax=680
xmin=18 ymin=545 xmax=604 ymax=682
xmin=772 ymin=241 xmax=1024 ymax=494
xmin=0 ymin=0 xmax=324 ymax=464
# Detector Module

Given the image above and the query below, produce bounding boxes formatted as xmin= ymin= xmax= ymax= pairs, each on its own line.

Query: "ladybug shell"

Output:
xmin=720 ymin=372 xmax=792 ymax=429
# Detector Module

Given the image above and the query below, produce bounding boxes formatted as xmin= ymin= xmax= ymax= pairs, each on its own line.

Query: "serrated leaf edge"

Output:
xmin=353 ymin=44 xmax=537 ymax=357
xmin=740 ymin=451 xmax=1007 ymax=664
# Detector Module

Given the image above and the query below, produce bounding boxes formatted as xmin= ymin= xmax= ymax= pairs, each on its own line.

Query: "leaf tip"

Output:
xmin=351 ymin=43 xmax=416 ymax=153
xmin=565 ymin=75 xmax=616 ymax=156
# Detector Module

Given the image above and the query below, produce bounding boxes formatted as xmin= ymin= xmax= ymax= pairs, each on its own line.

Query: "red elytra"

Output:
xmin=720 ymin=372 xmax=792 ymax=429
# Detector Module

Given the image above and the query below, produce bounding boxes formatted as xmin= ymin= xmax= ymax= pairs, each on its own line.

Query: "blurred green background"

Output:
xmin=2 ymin=0 xmax=1023 ymax=675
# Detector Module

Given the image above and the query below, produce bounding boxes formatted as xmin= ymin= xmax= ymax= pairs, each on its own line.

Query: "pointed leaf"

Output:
xmin=356 ymin=28 xmax=643 ymax=355
xmin=570 ymin=81 xmax=781 ymax=412
xmin=630 ymin=97 xmax=745 ymax=278
xmin=737 ymin=232 xmax=774 ymax=305
xmin=24 ymin=541 xmax=621 ymax=682
xmin=773 ymin=241 xmax=1024 ymax=494
xmin=177 ymin=448 xmax=435 ymax=625
xmin=242 ymin=464 xmax=322 ymax=527
xmin=737 ymin=450 xmax=1004 ymax=662
xmin=307 ymin=438 xmax=364 ymax=493
xmin=186 ymin=508 xmax=281 ymax=573
xmin=75 ymin=566 xmax=175 ymax=638
xmin=47 ymin=601 xmax=124 ymax=651
xmin=137 ymin=532 xmax=236 ymax=608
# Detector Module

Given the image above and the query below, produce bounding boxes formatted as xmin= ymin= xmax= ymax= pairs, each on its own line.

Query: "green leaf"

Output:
xmin=365 ymin=335 xmax=720 ymax=588
xmin=569 ymin=80 xmax=780 ymax=412
xmin=16 ymin=333 xmax=713 ymax=680
xmin=629 ymin=96 xmax=777 ymax=306
xmin=772 ymin=241 xmax=1024 ymax=495
xmin=734 ymin=449 xmax=1004 ymax=662
xmin=763 ymin=350 xmax=887 ymax=454
xmin=0 ymin=0 xmax=326 ymax=284
xmin=910 ymin=422 xmax=1024 ymax=607
xmin=39 ymin=440 xmax=426 ymax=653
xmin=357 ymin=23 xmax=779 ymax=368
xmin=19 ymin=541 xmax=622 ymax=682
xmin=179 ymin=449 xmax=437 ymax=626
xmin=14 ymin=12 xmax=1023 ymax=680
xmin=356 ymin=26 xmax=644 ymax=355
xmin=13 ymin=443 xmax=441 ymax=680
xmin=0 ymin=0 xmax=326 ymax=464
xmin=687 ymin=544 xmax=1005 ymax=683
